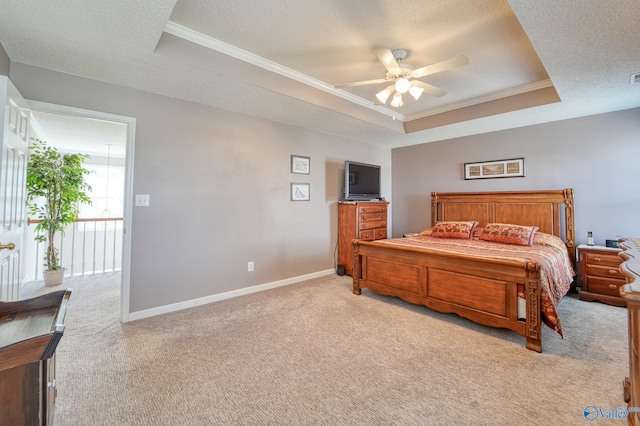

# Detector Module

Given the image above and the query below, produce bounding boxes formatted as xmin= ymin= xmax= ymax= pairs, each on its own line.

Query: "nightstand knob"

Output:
xmin=608 ymin=269 xmax=619 ymax=275
xmin=608 ymin=284 xmax=618 ymax=289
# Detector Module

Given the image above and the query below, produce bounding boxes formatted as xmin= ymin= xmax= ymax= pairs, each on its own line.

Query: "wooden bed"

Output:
xmin=351 ymin=189 xmax=575 ymax=352
xmin=620 ymin=238 xmax=640 ymax=425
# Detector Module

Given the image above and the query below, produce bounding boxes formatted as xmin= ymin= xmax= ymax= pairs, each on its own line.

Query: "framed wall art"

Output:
xmin=291 ymin=182 xmax=310 ymax=201
xmin=464 ymin=158 xmax=525 ymax=180
xmin=291 ymin=155 xmax=310 ymax=174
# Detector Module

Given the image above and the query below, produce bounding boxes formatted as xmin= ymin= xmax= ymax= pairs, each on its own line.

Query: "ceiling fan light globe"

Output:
xmin=409 ymin=85 xmax=424 ymax=100
xmin=390 ymin=92 xmax=403 ymax=108
xmin=395 ymin=78 xmax=411 ymax=94
xmin=376 ymin=89 xmax=391 ymax=104
xmin=376 ymin=85 xmax=395 ymax=104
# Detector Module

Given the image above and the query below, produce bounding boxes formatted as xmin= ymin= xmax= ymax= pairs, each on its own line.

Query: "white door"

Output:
xmin=0 ymin=76 xmax=29 ymax=301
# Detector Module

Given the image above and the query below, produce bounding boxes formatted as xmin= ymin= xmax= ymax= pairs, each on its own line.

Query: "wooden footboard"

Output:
xmin=352 ymin=239 xmax=543 ymax=352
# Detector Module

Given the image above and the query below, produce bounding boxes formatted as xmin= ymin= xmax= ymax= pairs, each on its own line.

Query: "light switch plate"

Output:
xmin=135 ymin=194 xmax=150 ymax=207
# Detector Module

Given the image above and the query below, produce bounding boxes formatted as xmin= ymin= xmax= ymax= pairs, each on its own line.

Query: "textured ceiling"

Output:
xmin=0 ymin=0 xmax=638 ymax=153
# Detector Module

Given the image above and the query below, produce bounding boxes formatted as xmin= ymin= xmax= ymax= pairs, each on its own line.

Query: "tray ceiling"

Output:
xmin=0 ymin=0 xmax=638 ymax=150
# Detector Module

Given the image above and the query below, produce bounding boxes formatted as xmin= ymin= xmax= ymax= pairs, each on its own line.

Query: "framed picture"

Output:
xmin=291 ymin=182 xmax=310 ymax=201
xmin=291 ymin=155 xmax=310 ymax=174
xmin=464 ymin=158 xmax=525 ymax=180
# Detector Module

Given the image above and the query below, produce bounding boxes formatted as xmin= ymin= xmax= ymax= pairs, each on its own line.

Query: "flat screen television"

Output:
xmin=344 ymin=161 xmax=381 ymax=201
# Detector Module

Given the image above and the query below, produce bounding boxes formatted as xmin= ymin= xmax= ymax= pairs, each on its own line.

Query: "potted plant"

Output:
xmin=26 ymin=138 xmax=92 ymax=286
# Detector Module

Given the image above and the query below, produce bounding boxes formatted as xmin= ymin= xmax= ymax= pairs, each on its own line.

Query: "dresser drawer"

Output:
xmin=359 ymin=212 xmax=386 ymax=222
xmin=358 ymin=230 xmax=375 ymax=241
xmin=583 ymin=252 xmax=622 ymax=267
xmin=359 ymin=220 xmax=386 ymax=230
xmin=585 ymin=276 xmax=624 ymax=297
xmin=358 ymin=205 xmax=386 ymax=214
xmin=359 ymin=228 xmax=387 ymax=241
xmin=585 ymin=264 xmax=624 ymax=280
xmin=374 ymin=229 xmax=387 ymax=240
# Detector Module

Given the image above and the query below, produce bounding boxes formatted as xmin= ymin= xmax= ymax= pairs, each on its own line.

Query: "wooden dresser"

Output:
xmin=0 ymin=289 xmax=71 ymax=426
xmin=578 ymin=244 xmax=626 ymax=306
xmin=337 ymin=201 xmax=388 ymax=276
xmin=620 ymin=238 xmax=640 ymax=425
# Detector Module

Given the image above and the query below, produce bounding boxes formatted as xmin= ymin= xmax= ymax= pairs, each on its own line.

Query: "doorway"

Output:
xmin=26 ymin=100 xmax=135 ymax=322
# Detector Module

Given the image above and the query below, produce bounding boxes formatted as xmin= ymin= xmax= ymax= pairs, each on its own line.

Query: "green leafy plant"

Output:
xmin=26 ymin=138 xmax=92 ymax=270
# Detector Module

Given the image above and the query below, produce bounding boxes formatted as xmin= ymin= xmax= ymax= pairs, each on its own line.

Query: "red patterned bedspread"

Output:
xmin=372 ymin=232 xmax=575 ymax=336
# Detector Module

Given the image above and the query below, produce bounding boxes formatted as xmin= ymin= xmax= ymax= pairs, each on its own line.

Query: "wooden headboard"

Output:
xmin=431 ymin=188 xmax=575 ymax=257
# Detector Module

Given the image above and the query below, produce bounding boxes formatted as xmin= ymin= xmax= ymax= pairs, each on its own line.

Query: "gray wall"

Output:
xmin=392 ymin=108 xmax=640 ymax=246
xmin=9 ymin=62 xmax=391 ymax=313
xmin=0 ymin=42 xmax=9 ymax=76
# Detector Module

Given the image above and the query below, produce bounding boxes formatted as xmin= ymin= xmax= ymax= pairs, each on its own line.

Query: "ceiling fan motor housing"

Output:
xmin=392 ymin=49 xmax=408 ymax=61
xmin=385 ymin=63 xmax=414 ymax=80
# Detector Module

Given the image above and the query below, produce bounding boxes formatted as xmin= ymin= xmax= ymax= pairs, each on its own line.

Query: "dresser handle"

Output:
xmin=608 ymin=269 xmax=618 ymax=275
xmin=608 ymin=284 xmax=618 ymax=289
xmin=594 ymin=257 xmax=602 ymax=262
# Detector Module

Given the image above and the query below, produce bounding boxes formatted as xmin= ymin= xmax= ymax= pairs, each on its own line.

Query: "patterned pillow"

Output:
xmin=430 ymin=221 xmax=479 ymax=240
xmin=418 ymin=227 xmax=433 ymax=236
xmin=533 ymin=231 xmax=565 ymax=250
xmin=479 ymin=223 xmax=539 ymax=246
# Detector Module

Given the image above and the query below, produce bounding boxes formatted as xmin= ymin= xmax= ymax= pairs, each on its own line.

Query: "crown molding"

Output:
xmin=163 ymin=22 xmax=406 ymax=122
xmin=163 ymin=22 xmax=554 ymax=127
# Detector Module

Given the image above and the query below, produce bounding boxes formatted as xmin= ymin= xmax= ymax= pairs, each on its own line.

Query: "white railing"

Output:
xmin=26 ymin=217 xmax=123 ymax=281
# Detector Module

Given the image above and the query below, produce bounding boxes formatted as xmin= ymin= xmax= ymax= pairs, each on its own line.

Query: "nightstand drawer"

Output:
xmin=584 ymin=276 xmax=624 ymax=297
xmin=583 ymin=252 xmax=622 ymax=267
xmin=585 ymin=264 xmax=624 ymax=280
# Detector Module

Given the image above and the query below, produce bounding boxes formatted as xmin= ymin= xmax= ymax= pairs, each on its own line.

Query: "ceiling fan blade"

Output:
xmin=411 ymin=81 xmax=447 ymax=98
xmin=411 ymin=55 xmax=469 ymax=79
xmin=375 ymin=48 xmax=402 ymax=75
xmin=336 ymin=78 xmax=388 ymax=89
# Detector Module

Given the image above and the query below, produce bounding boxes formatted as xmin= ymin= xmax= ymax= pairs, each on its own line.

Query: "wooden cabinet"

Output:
xmin=337 ymin=201 xmax=388 ymax=276
xmin=578 ymin=244 xmax=625 ymax=306
xmin=0 ymin=289 xmax=71 ymax=426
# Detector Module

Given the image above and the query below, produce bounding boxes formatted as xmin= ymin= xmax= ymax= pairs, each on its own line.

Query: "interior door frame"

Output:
xmin=27 ymin=100 xmax=135 ymax=322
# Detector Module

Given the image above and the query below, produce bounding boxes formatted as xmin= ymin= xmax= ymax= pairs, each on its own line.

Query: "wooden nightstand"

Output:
xmin=578 ymin=244 xmax=626 ymax=307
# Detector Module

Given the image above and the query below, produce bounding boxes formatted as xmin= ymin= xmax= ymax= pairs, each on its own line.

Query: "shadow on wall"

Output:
xmin=402 ymin=195 xmax=432 ymax=237
xmin=326 ymin=160 xmax=344 ymax=269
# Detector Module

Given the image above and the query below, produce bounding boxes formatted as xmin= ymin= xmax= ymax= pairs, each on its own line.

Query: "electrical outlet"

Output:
xmin=135 ymin=194 xmax=150 ymax=207
xmin=248 ymin=261 xmax=254 ymax=272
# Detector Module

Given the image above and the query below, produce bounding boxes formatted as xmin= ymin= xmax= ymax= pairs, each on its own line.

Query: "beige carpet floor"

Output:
xmin=21 ymin=273 xmax=630 ymax=425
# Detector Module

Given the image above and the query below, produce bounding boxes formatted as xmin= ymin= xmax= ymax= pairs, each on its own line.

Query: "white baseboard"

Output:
xmin=127 ymin=269 xmax=335 ymax=322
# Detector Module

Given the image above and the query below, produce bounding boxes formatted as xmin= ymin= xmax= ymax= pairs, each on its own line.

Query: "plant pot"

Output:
xmin=43 ymin=269 xmax=65 ymax=287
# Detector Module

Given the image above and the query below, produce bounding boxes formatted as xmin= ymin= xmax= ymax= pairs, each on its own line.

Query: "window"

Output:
xmin=78 ymin=164 xmax=124 ymax=230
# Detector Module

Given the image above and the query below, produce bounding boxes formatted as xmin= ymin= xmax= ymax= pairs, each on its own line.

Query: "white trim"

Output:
xmin=164 ymin=22 xmax=555 ymax=125
xmin=128 ymin=268 xmax=335 ymax=322
xmin=163 ymin=21 xmax=405 ymax=122
xmin=26 ymin=100 xmax=135 ymax=323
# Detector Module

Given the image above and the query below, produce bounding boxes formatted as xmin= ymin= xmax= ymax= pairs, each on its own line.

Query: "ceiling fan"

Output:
xmin=336 ymin=48 xmax=468 ymax=108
